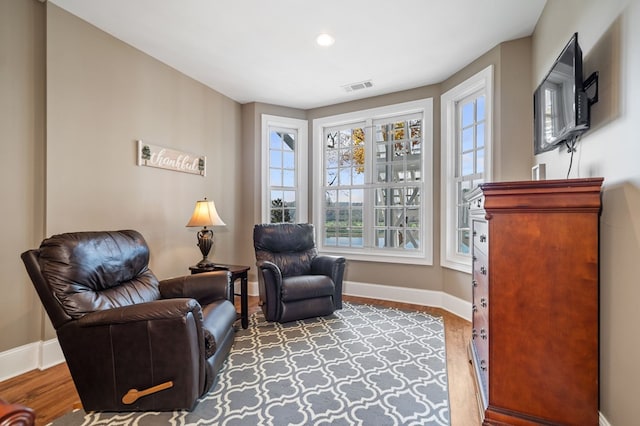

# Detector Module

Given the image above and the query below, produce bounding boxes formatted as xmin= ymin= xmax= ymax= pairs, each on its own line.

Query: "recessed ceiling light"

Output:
xmin=316 ymin=33 xmax=335 ymax=47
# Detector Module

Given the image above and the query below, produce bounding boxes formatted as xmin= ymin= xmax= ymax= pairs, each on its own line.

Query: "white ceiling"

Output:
xmin=49 ymin=0 xmax=547 ymax=109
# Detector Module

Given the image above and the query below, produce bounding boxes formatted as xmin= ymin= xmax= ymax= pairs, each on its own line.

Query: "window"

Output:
xmin=261 ymin=115 xmax=308 ymax=223
xmin=441 ymin=66 xmax=493 ymax=273
xmin=313 ymin=99 xmax=433 ymax=265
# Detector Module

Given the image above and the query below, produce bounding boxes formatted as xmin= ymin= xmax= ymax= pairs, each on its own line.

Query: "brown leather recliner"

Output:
xmin=253 ymin=223 xmax=346 ymax=323
xmin=21 ymin=230 xmax=236 ymax=412
xmin=0 ymin=398 xmax=34 ymax=426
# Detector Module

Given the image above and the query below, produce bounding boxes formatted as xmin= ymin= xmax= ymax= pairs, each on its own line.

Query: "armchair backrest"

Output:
xmin=22 ymin=230 xmax=160 ymax=327
xmin=253 ymin=223 xmax=318 ymax=277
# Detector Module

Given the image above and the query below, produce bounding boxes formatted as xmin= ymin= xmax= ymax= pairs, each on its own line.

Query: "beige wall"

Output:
xmin=533 ymin=0 xmax=640 ymax=423
xmin=0 ymin=0 xmax=46 ymax=352
xmin=0 ymin=1 xmax=242 ymax=353
xmin=46 ymin=2 xmax=242 ymax=283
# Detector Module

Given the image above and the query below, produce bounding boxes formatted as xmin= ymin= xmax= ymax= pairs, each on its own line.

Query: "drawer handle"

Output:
xmin=480 ymin=297 xmax=488 ymax=308
xmin=480 ymin=360 xmax=487 ymax=371
xmin=480 ymin=328 xmax=487 ymax=340
xmin=476 ymin=199 xmax=482 ymax=208
xmin=479 ymin=234 xmax=487 ymax=243
xmin=480 ymin=266 xmax=487 ymax=275
xmin=472 ymin=304 xmax=477 ymax=313
xmin=472 ymin=328 xmax=477 ymax=339
xmin=472 ymin=279 xmax=478 ymax=288
xmin=472 ymin=230 xmax=477 ymax=237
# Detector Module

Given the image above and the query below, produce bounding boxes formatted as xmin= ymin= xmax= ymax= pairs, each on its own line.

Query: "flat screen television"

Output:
xmin=533 ymin=33 xmax=593 ymax=154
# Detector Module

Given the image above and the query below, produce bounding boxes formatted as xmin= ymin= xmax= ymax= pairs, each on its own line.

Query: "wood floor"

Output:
xmin=0 ymin=295 xmax=480 ymax=425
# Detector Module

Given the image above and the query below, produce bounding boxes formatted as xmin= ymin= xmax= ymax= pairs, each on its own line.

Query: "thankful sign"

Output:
xmin=137 ymin=140 xmax=206 ymax=176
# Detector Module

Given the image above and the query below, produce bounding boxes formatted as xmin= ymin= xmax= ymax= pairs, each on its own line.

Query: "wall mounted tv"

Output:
xmin=533 ymin=32 xmax=598 ymax=154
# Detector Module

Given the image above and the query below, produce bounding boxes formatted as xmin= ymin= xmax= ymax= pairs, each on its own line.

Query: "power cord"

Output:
xmin=565 ymin=135 xmax=578 ymax=179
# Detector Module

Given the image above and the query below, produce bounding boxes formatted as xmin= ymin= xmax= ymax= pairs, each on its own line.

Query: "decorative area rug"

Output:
xmin=50 ymin=303 xmax=449 ymax=425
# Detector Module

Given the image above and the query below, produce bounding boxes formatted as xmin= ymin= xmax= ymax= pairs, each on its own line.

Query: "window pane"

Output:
xmin=405 ymin=230 xmax=419 ymax=249
xmin=270 ymin=168 xmax=282 ymax=186
xmin=282 ymin=133 xmax=295 ymax=151
xmin=283 ymin=190 xmax=296 ymax=205
xmin=283 ymin=151 xmax=294 ymax=168
xmin=393 ymin=141 xmax=407 ymax=157
xmin=406 ymin=187 xmax=420 ymax=206
xmin=339 ymin=130 xmax=352 ymax=148
xmin=339 ymin=168 xmax=352 ymax=185
xmin=458 ymin=230 xmax=470 ymax=254
xmin=376 ymin=142 xmax=389 ymax=161
xmin=270 ymin=150 xmax=282 ymax=167
xmin=462 ymin=127 xmax=474 ymax=152
xmin=326 ymin=168 xmax=337 ymax=186
xmin=462 ymin=152 xmax=474 ymax=176
xmin=406 ymin=208 xmax=420 ymax=227
xmin=282 ymin=169 xmax=294 ymax=187
xmin=477 ymin=123 xmax=485 ymax=148
xmin=462 ymin=102 xmax=474 ymax=127
xmin=325 ymin=190 xmax=337 ymax=206
xmin=458 ymin=180 xmax=472 ymax=204
xmin=410 ymin=139 xmax=421 ymax=155
xmin=270 ymin=131 xmax=284 ymax=149
xmin=284 ymin=209 xmax=295 ymax=223
xmin=326 ymin=151 xmax=339 ymax=168
xmin=477 ymin=96 xmax=485 ymax=121
xmin=477 ymin=149 xmax=485 ymax=174
xmin=457 ymin=205 xmax=469 ymax=229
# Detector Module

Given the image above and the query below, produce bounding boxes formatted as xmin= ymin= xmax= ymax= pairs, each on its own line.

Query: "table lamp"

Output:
xmin=186 ymin=197 xmax=226 ymax=268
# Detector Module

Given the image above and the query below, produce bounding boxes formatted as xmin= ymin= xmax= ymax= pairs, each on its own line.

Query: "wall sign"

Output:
xmin=137 ymin=140 xmax=206 ymax=176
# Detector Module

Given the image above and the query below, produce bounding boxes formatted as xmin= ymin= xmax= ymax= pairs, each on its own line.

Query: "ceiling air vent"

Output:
xmin=342 ymin=80 xmax=373 ymax=92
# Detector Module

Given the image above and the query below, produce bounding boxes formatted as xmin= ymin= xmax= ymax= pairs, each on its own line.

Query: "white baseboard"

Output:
xmin=0 ymin=338 xmax=64 ymax=382
xmin=342 ymin=280 xmax=471 ymax=321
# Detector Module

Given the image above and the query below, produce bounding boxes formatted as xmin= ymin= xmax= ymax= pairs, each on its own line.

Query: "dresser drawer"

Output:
xmin=472 ymin=251 xmax=489 ymax=289
xmin=473 ymin=219 xmax=489 ymax=255
xmin=469 ymin=193 xmax=485 ymax=213
xmin=471 ymin=329 xmax=489 ymax=401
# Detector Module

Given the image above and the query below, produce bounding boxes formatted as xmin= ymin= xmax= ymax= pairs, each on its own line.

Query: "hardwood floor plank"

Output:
xmin=0 ymin=296 xmax=478 ymax=425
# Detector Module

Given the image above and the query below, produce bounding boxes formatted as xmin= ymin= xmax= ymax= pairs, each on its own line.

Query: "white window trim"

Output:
xmin=313 ymin=98 xmax=433 ymax=265
xmin=440 ymin=65 xmax=493 ymax=273
xmin=261 ymin=114 xmax=309 ymax=223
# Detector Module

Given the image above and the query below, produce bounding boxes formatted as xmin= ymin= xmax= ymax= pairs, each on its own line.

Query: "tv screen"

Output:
xmin=533 ymin=33 xmax=589 ymax=154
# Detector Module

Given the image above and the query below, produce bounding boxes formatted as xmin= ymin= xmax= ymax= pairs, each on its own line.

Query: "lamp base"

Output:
xmin=196 ymin=257 xmax=215 ymax=268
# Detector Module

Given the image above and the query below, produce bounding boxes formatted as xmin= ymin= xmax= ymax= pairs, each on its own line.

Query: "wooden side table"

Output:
xmin=189 ymin=264 xmax=250 ymax=329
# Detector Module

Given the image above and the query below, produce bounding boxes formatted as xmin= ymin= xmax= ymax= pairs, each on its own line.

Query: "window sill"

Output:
xmin=319 ymin=248 xmax=433 ymax=266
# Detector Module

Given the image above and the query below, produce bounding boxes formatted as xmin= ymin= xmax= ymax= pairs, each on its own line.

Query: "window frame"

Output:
xmin=313 ymin=98 xmax=433 ymax=265
xmin=261 ymin=114 xmax=309 ymax=224
xmin=440 ymin=65 xmax=493 ymax=273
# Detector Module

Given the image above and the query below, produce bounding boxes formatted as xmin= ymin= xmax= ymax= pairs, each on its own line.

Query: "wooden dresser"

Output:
xmin=467 ymin=178 xmax=603 ymax=426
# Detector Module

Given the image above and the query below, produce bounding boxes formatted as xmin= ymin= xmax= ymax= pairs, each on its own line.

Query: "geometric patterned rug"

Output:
xmin=49 ymin=302 xmax=449 ymax=425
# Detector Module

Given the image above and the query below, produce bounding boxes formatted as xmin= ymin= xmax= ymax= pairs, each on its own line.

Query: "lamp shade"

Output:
xmin=186 ymin=198 xmax=226 ymax=228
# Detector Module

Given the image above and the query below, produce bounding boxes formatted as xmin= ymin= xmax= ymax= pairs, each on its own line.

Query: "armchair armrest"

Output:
xmin=76 ymin=298 xmax=202 ymax=327
xmin=256 ymin=260 xmax=283 ymax=322
xmin=159 ymin=271 xmax=231 ymax=305
xmin=311 ymin=255 xmax=346 ymax=309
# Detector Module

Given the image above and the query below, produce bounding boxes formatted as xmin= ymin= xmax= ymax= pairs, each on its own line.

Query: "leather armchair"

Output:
xmin=253 ymin=223 xmax=346 ymax=323
xmin=21 ymin=230 xmax=236 ymax=412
